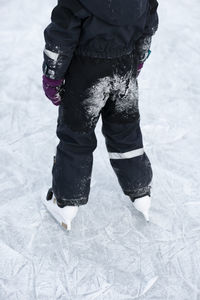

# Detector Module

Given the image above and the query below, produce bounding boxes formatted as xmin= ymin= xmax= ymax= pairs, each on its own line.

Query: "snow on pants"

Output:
xmin=52 ymin=52 xmax=153 ymax=207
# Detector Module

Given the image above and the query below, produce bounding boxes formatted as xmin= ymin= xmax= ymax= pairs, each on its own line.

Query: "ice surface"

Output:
xmin=1 ymin=0 xmax=200 ymax=299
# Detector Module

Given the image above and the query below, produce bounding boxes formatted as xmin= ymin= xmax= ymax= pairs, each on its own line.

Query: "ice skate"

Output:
xmin=43 ymin=189 xmax=79 ymax=231
xmin=132 ymin=195 xmax=151 ymax=222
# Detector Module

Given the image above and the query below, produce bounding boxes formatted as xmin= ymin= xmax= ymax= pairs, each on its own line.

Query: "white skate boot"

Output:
xmin=43 ymin=189 xmax=79 ymax=231
xmin=133 ymin=195 xmax=151 ymax=222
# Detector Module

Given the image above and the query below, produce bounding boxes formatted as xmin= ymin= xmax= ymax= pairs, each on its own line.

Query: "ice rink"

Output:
xmin=1 ymin=0 xmax=200 ymax=299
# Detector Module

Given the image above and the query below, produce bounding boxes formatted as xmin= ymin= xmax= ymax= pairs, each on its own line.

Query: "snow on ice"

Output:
xmin=0 ymin=0 xmax=200 ymax=299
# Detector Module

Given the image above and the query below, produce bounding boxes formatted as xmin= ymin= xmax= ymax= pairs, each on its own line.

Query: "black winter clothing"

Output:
xmin=43 ymin=0 xmax=158 ymax=206
xmin=51 ymin=53 xmax=152 ymax=206
xmin=43 ymin=0 xmax=159 ymax=79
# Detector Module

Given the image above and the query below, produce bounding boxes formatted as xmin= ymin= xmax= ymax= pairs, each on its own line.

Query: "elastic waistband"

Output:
xmin=74 ymin=45 xmax=135 ymax=59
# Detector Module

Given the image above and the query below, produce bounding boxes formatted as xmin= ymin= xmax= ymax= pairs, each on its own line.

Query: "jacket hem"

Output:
xmin=56 ymin=197 xmax=88 ymax=207
xmin=125 ymin=186 xmax=152 ymax=201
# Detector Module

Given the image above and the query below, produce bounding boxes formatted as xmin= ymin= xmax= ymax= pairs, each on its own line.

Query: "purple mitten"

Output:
xmin=137 ymin=62 xmax=144 ymax=77
xmin=42 ymin=75 xmax=64 ymax=106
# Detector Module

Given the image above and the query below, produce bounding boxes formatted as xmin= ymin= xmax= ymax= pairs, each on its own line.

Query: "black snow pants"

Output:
xmin=51 ymin=52 xmax=153 ymax=207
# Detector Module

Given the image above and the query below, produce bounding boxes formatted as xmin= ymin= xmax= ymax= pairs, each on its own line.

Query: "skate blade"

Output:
xmin=43 ymin=199 xmax=71 ymax=231
xmin=133 ymin=206 xmax=150 ymax=222
xmin=137 ymin=210 xmax=150 ymax=222
xmin=61 ymin=222 xmax=68 ymax=230
xmin=142 ymin=212 xmax=150 ymax=222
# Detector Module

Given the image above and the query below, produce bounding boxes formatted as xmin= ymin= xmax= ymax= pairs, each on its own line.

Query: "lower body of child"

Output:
xmin=45 ymin=51 xmax=153 ymax=228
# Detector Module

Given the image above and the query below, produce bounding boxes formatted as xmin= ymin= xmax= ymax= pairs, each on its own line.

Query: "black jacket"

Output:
xmin=43 ymin=0 xmax=159 ymax=79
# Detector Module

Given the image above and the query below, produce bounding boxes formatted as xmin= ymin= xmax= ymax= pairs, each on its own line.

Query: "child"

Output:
xmin=42 ymin=0 xmax=159 ymax=230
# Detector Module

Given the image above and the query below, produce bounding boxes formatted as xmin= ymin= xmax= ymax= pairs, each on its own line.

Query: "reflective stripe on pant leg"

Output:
xmin=109 ymin=148 xmax=144 ymax=159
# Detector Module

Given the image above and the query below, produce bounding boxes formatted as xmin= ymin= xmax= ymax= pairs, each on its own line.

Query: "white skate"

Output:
xmin=43 ymin=191 xmax=78 ymax=231
xmin=133 ymin=195 xmax=151 ymax=222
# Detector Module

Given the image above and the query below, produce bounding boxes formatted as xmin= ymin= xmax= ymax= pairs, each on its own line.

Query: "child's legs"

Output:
xmin=101 ymin=76 xmax=153 ymax=200
xmin=51 ymin=52 xmax=152 ymax=206
xmin=52 ymin=55 xmax=117 ymax=206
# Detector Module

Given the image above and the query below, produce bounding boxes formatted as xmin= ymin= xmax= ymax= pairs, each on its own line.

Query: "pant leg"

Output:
xmin=52 ymin=107 xmax=97 ymax=207
xmin=101 ymin=55 xmax=153 ymax=200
